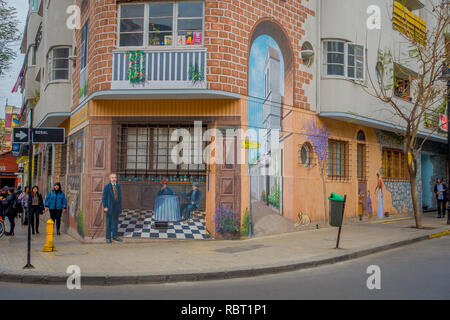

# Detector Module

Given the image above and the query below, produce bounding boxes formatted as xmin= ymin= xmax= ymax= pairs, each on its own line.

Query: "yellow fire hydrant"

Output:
xmin=42 ymin=219 xmax=56 ymax=252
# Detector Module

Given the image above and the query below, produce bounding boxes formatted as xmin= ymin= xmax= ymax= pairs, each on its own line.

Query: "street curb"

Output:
xmin=0 ymin=228 xmax=449 ymax=286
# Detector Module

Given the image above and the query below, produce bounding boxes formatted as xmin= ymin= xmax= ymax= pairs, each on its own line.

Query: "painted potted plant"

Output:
xmin=188 ymin=63 xmax=204 ymax=86
xmin=214 ymin=205 xmax=240 ymax=240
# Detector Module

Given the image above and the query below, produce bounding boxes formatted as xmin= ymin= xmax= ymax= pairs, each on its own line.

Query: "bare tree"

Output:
xmin=360 ymin=1 xmax=449 ymax=228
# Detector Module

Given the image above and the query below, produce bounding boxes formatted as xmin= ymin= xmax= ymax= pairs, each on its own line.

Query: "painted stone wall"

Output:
xmin=375 ymin=130 xmax=423 ymax=214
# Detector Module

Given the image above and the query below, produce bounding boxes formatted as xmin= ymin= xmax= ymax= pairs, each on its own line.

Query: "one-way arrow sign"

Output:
xmin=13 ymin=128 xmax=30 ymax=143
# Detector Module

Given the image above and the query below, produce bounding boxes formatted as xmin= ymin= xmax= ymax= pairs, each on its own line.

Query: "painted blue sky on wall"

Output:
xmin=248 ymin=35 xmax=284 ymax=163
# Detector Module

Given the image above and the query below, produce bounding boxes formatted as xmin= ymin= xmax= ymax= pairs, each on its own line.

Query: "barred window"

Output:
xmin=382 ymin=148 xmax=408 ymax=180
xmin=47 ymin=145 xmax=53 ymax=176
xmin=33 ymin=154 xmax=39 ymax=180
xmin=119 ymin=124 xmax=207 ymax=175
xmin=328 ymin=140 xmax=349 ymax=179
xmin=55 ymin=143 xmax=67 ymax=177
xmin=357 ymin=143 xmax=367 ymax=180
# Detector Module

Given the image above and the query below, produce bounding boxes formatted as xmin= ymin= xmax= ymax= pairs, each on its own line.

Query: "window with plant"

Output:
xmin=119 ymin=1 xmax=204 ymax=48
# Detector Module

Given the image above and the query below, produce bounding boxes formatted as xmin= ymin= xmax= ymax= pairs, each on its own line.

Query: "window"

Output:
xmin=81 ymin=21 xmax=89 ymax=70
xmin=324 ymin=41 xmax=344 ymax=76
xmin=47 ymin=146 xmax=53 ymax=177
xmin=33 ymin=154 xmax=38 ymax=180
xmin=31 ymin=0 xmax=39 ymax=12
xmin=300 ymin=143 xmax=311 ymax=167
xmin=357 ymin=143 xmax=366 ymax=180
xmin=382 ymin=148 xmax=408 ymax=180
xmin=119 ymin=4 xmax=145 ymax=46
xmin=55 ymin=143 xmax=67 ymax=177
xmin=119 ymin=2 xmax=204 ymax=48
xmin=323 ymin=41 xmax=365 ymax=80
xmin=394 ymin=77 xmax=412 ymax=101
xmin=119 ymin=124 xmax=207 ymax=175
xmin=328 ymin=140 xmax=349 ymax=178
xmin=28 ymin=46 xmax=36 ymax=67
xmin=149 ymin=3 xmax=173 ymax=46
xmin=347 ymin=44 xmax=364 ymax=79
xmin=48 ymin=47 xmax=70 ymax=81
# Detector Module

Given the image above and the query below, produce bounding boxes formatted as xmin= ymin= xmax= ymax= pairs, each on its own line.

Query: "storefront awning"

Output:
xmin=37 ymin=112 xmax=71 ymax=128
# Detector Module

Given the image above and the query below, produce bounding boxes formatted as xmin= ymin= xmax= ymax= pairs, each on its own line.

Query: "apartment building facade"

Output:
xmin=18 ymin=0 xmax=73 ymax=199
xmin=17 ymin=0 xmax=448 ymax=240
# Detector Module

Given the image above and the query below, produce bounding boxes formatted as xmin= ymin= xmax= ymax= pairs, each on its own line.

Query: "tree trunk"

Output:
xmin=321 ymin=168 xmax=327 ymax=224
xmin=409 ymin=173 xmax=422 ymax=229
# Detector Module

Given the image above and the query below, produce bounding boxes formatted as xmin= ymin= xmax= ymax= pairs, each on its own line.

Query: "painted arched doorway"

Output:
xmin=247 ymin=19 xmax=295 ymax=228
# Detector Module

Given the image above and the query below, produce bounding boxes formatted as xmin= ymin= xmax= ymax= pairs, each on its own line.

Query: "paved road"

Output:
xmin=0 ymin=235 xmax=449 ymax=300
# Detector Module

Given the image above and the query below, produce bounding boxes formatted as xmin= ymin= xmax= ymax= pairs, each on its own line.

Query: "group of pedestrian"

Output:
xmin=0 ymin=183 xmax=67 ymax=236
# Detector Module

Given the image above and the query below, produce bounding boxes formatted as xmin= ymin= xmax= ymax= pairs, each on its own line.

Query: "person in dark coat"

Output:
xmin=180 ymin=182 xmax=202 ymax=221
xmin=29 ymin=186 xmax=44 ymax=234
xmin=102 ymin=173 xmax=123 ymax=243
xmin=0 ymin=186 xmax=7 ymax=219
xmin=434 ymin=178 xmax=448 ymax=218
xmin=44 ymin=182 xmax=67 ymax=235
xmin=2 ymin=187 xmax=17 ymax=236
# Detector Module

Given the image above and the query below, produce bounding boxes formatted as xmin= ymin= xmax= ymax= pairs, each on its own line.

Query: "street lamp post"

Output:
xmin=447 ymin=77 xmax=450 ymax=225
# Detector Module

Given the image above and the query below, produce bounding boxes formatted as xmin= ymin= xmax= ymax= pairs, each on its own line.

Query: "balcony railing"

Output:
xmin=393 ymin=1 xmax=427 ymax=45
xmin=111 ymin=48 xmax=207 ymax=90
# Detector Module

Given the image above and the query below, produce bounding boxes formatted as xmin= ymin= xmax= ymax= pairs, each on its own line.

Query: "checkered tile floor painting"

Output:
xmin=118 ymin=209 xmax=211 ymax=240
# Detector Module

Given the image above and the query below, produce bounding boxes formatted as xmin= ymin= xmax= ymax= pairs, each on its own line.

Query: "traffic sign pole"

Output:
xmin=23 ymin=108 xmax=34 ymax=270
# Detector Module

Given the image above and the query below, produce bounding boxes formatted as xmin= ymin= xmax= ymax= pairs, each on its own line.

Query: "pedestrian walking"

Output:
xmin=44 ymin=182 xmax=67 ymax=235
xmin=434 ymin=178 xmax=448 ymax=218
xmin=2 ymin=187 xmax=17 ymax=236
xmin=366 ymin=190 xmax=373 ymax=218
xmin=102 ymin=173 xmax=123 ymax=243
xmin=18 ymin=186 xmax=29 ymax=225
xmin=29 ymin=186 xmax=44 ymax=234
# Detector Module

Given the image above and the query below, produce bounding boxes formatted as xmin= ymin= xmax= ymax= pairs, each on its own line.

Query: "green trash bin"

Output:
xmin=328 ymin=192 xmax=345 ymax=227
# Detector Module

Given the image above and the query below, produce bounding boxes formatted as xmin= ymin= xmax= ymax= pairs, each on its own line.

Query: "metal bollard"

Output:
xmin=42 ymin=219 xmax=56 ymax=252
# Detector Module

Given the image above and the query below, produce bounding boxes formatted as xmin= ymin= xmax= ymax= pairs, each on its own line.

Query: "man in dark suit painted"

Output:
xmin=102 ymin=173 xmax=123 ymax=243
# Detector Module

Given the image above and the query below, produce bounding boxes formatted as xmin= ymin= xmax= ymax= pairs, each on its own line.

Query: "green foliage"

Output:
xmin=188 ymin=63 xmax=204 ymax=84
xmin=240 ymin=207 xmax=251 ymax=236
xmin=78 ymin=80 xmax=89 ymax=98
xmin=31 ymin=90 xmax=40 ymax=105
xmin=268 ymin=182 xmax=281 ymax=209
xmin=0 ymin=0 xmax=20 ymax=75
xmin=261 ymin=191 xmax=266 ymax=202
xmin=77 ymin=210 xmax=85 ymax=237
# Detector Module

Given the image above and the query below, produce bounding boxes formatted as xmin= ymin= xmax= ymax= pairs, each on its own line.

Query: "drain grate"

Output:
xmin=215 ymin=244 xmax=267 ymax=253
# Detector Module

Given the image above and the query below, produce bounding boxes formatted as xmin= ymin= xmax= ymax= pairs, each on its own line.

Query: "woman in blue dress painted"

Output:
xmin=158 ymin=179 xmax=174 ymax=196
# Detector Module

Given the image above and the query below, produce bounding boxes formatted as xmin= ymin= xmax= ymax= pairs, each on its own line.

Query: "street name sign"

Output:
xmin=12 ymin=128 xmax=30 ymax=143
xmin=32 ymin=128 xmax=65 ymax=143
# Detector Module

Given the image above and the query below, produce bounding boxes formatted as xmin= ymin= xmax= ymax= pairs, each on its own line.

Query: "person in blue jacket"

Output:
xmin=158 ymin=179 xmax=174 ymax=196
xmin=44 ymin=182 xmax=67 ymax=235
xmin=102 ymin=173 xmax=123 ymax=243
xmin=180 ymin=182 xmax=202 ymax=221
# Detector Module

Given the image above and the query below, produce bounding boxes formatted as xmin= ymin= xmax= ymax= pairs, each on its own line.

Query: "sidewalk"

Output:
xmin=0 ymin=212 xmax=449 ymax=285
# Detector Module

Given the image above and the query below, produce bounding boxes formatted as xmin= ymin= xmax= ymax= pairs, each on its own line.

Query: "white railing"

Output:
xmin=111 ymin=48 xmax=207 ymax=90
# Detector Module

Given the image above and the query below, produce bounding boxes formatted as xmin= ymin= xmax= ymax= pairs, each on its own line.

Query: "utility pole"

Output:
xmin=23 ymin=107 xmax=34 ymax=269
